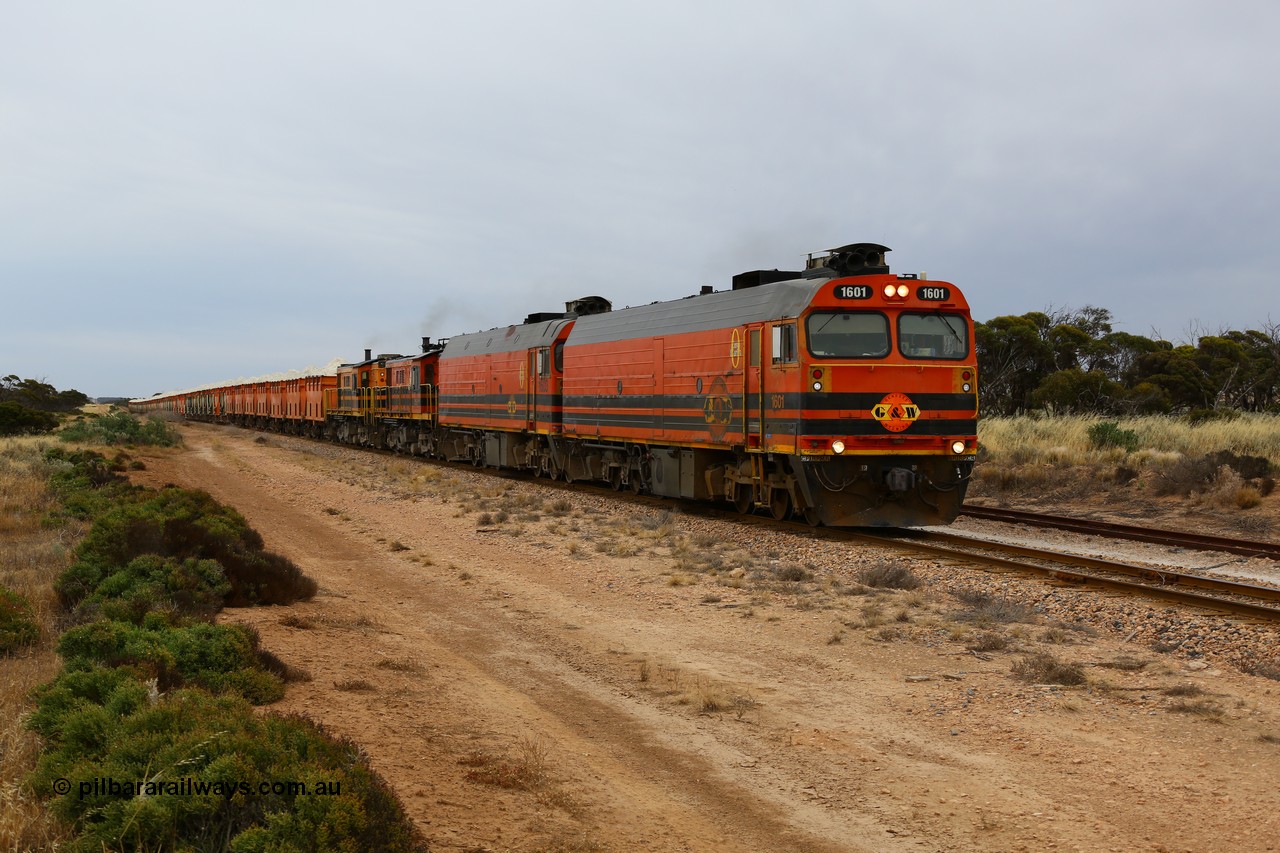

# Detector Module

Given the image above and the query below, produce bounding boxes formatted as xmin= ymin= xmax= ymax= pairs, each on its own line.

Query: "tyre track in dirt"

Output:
xmin=139 ymin=429 xmax=893 ymax=851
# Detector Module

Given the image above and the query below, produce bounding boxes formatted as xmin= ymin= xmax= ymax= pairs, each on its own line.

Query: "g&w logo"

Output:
xmin=872 ymin=392 xmax=920 ymax=433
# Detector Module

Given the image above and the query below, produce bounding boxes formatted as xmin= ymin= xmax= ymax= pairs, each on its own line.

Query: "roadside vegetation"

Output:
xmin=971 ymin=304 xmax=1278 ymax=516
xmin=58 ymin=410 xmax=181 ymax=447
xmin=973 ymin=412 xmax=1277 ymax=515
xmin=3 ymin=444 xmax=425 ymax=852
xmin=1 ymin=437 xmax=72 ymax=850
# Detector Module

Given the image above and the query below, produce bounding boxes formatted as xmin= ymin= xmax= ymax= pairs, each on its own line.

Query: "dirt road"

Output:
xmin=131 ymin=423 xmax=1280 ymax=852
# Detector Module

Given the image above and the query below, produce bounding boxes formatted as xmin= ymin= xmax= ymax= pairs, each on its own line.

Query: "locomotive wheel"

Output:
xmin=769 ymin=489 xmax=791 ymax=521
xmin=609 ymin=467 xmax=623 ymax=490
xmin=802 ymin=506 xmax=823 ymax=527
xmin=733 ymin=485 xmax=753 ymax=514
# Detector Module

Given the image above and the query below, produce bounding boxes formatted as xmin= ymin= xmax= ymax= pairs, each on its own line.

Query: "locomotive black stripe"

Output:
xmin=435 ymin=391 xmax=974 ymax=413
xmin=558 ymin=409 xmax=975 ymax=436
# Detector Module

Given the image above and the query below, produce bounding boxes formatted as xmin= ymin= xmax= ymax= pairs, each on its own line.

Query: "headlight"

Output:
xmin=883 ymin=283 xmax=896 ymax=297
xmin=832 ymin=440 xmax=845 ymax=454
xmin=951 ymin=440 xmax=966 ymax=454
xmin=812 ymin=381 xmax=822 ymax=391
xmin=896 ymin=284 xmax=909 ymax=297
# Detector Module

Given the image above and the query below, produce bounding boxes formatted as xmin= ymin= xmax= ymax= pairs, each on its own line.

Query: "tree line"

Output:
xmin=0 ymin=375 xmax=91 ymax=435
xmin=975 ymin=307 xmax=1280 ymax=417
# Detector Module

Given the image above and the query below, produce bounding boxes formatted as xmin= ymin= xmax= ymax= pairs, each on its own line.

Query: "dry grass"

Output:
xmin=857 ymin=561 xmax=920 ymax=590
xmin=334 ymin=678 xmax=377 ymax=692
xmin=953 ymin=589 xmax=1036 ymax=625
xmin=1244 ymin=658 xmax=1280 ymax=681
xmin=1010 ymin=652 xmax=1087 ymax=685
xmin=976 ymin=414 xmax=1279 ymax=508
xmin=1096 ymin=655 xmax=1149 ymax=671
xmin=1163 ymin=683 xmax=1207 ymax=697
xmin=459 ymin=736 xmax=550 ymax=790
xmin=0 ymin=437 xmax=74 ymax=850
xmin=979 ymin=413 xmax=1280 ymax=469
xmin=375 ymin=656 xmax=424 ymax=673
xmin=965 ymin=631 xmax=1010 ymax=653
xmin=1167 ymin=698 xmax=1226 ymax=720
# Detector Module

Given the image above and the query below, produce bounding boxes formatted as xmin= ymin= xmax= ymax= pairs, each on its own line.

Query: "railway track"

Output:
xmin=682 ymin=498 xmax=1280 ymax=622
xmin=846 ymin=527 xmax=1280 ymax=622
xmin=664 ymin=492 xmax=1280 ymax=621
xmin=217 ymin=424 xmax=1280 ymax=621
xmin=960 ymin=504 xmax=1280 ymax=561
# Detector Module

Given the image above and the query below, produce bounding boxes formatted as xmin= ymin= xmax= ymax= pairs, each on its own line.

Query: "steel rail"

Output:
xmin=960 ymin=504 xmax=1280 ymax=561
xmin=838 ymin=528 xmax=1280 ymax=621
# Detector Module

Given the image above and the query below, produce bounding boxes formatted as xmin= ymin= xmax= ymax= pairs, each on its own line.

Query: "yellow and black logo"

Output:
xmin=872 ymin=392 xmax=920 ymax=433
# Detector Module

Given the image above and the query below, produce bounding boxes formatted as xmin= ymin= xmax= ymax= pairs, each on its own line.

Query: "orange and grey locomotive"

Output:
xmin=133 ymin=243 xmax=977 ymax=526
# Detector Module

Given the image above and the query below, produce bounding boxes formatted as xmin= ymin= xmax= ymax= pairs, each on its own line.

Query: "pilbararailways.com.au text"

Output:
xmin=53 ymin=777 xmax=343 ymax=800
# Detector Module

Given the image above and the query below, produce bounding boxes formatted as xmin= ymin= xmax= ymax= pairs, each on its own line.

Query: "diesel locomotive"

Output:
xmin=133 ymin=243 xmax=978 ymax=526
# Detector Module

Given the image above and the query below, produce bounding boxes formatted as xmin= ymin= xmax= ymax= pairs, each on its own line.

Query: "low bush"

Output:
xmin=0 ymin=401 xmax=59 ymax=436
xmin=56 ymin=619 xmax=284 ymax=703
xmin=43 ymin=448 xmax=141 ymax=520
xmin=29 ymin=685 xmax=424 ymax=853
xmin=0 ymin=584 xmax=40 ymax=653
xmin=858 ymin=561 xmax=921 ymax=590
xmin=58 ymin=411 xmax=181 ymax=447
xmin=1152 ymin=450 xmax=1274 ymax=498
xmin=26 ymin=447 xmax=424 ymax=851
xmin=1183 ymin=407 xmax=1241 ymax=426
xmin=954 ymin=589 xmax=1036 ymax=625
xmin=1011 ymin=652 xmax=1087 ymax=685
xmin=58 ymin=487 xmax=316 ymax=608
xmin=1087 ymin=421 xmax=1140 ymax=453
xmin=75 ymin=555 xmax=231 ymax=624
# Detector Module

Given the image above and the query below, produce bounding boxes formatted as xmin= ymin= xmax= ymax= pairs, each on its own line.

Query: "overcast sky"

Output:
xmin=3 ymin=1 xmax=1277 ymax=397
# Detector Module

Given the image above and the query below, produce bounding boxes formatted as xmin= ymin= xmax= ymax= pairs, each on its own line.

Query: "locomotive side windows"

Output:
xmin=805 ymin=312 xmax=890 ymax=358
xmin=771 ymin=323 xmax=798 ymax=364
xmin=749 ymin=329 xmax=761 ymax=366
xmin=898 ymin=313 xmax=969 ymax=359
xmin=536 ymin=348 xmax=551 ymax=377
xmin=411 ymin=366 xmax=419 ymax=387
xmin=553 ymin=342 xmax=564 ymax=372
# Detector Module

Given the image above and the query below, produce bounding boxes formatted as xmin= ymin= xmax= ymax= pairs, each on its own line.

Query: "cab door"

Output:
xmin=744 ymin=325 xmax=764 ymax=448
xmin=527 ymin=348 xmax=546 ymax=430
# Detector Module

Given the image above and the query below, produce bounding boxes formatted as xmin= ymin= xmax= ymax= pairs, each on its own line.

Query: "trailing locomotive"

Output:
xmin=132 ymin=243 xmax=977 ymax=526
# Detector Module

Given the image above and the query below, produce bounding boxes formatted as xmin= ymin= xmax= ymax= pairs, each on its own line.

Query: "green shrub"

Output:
xmin=58 ymin=411 xmax=181 ymax=447
xmin=78 ymin=555 xmax=231 ymax=624
xmin=0 ymin=400 xmax=59 ymax=435
xmin=26 ymin=437 xmax=423 ymax=853
xmin=29 ymin=687 xmax=425 ymax=853
xmin=26 ymin=666 xmax=151 ymax=744
xmin=0 ymin=584 xmax=40 ymax=653
xmin=58 ymin=487 xmax=316 ymax=609
xmin=56 ymin=620 xmax=283 ymax=702
xmin=1183 ymin=407 xmax=1241 ymax=426
xmin=44 ymin=448 xmax=140 ymax=521
xmin=1086 ymin=420 xmax=1140 ymax=453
